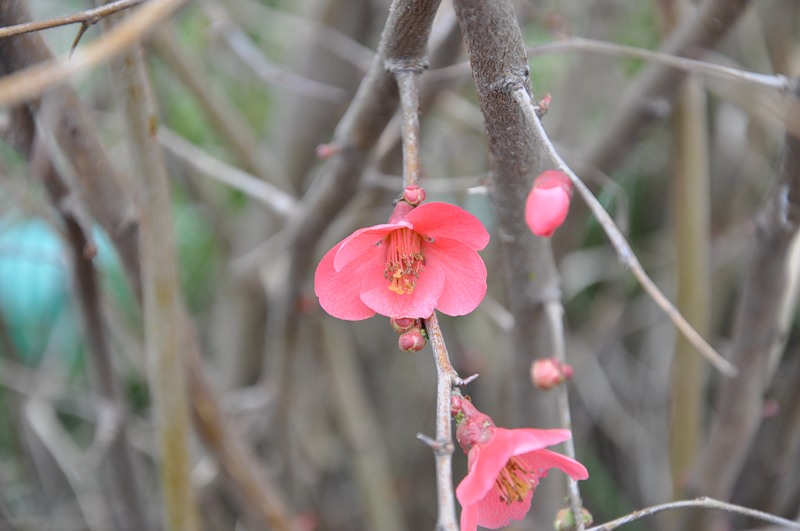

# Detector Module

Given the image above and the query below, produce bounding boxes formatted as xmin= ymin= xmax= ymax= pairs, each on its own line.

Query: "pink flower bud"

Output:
xmin=390 ymin=317 xmax=417 ymax=334
xmin=554 ymin=507 xmax=593 ymax=530
xmin=398 ymin=328 xmax=427 ymax=352
xmin=531 ymin=358 xmax=574 ymax=390
xmin=315 ymin=143 xmax=338 ymax=160
xmin=450 ymin=395 xmax=464 ymax=415
xmin=525 ymin=170 xmax=573 ymax=237
xmin=402 ymin=185 xmax=426 ymax=206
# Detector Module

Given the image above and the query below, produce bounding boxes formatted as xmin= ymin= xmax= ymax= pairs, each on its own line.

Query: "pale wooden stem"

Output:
xmin=394 ymin=69 xmax=422 ymax=188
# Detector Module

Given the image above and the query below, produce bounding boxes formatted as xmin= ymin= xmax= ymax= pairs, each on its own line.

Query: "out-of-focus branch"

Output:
xmin=512 ymin=87 xmax=737 ymax=377
xmin=686 ymin=79 xmax=800 ymax=528
xmin=202 ymin=0 xmax=347 ymax=104
xmin=150 ymin=26 xmax=272 ymax=180
xmin=263 ymin=0 xmax=444 ymax=411
xmin=0 ymin=0 xmax=188 ymax=107
xmin=580 ymin=0 xmax=751 ymax=174
xmin=0 ymin=0 xmax=145 ymax=40
xmin=586 ymin=497 xmax=800 ymax=531
xmin=99 ymin=8 xmax=198 ymax=526
xmin=321 ymin=321 xmax=405 ymax=531
xmin=158 ymin=127 xmax=296 ymax=217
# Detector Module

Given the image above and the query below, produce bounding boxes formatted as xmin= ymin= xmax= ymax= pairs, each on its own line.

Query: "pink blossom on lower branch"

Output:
xmin=452 ymin=397 xmax=588 ymax=531
xmin=314 ymin=201 xmax=489 ymax=320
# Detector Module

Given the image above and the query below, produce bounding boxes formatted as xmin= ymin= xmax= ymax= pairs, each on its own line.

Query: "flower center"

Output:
xmin=495 ymin=456 xmax=539 ymax=504
xmin=383 ymin=228 xmax=425 ymax=295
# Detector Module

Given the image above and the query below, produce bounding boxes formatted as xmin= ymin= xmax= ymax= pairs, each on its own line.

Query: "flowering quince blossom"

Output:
xmin=314 ymin=200 xmax=489 ymax=320
xmin=525 ymin=170 xmax=573 ymax=237
xmin=452 ymin=397 xmax=588 ymax=531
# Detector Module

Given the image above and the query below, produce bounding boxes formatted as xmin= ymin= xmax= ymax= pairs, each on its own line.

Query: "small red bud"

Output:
xmin=398 ymin=328 xmax=427 ymax=352
xmin=450 ymin=395 xmax=464 ymax=415
xmin=531 ymin=357 xmax=574 ymax=390
xmin=402 ymin=185 xmax=426 ymax=206
xmin=390 ymin=317 xmax=417 ymax=334
xmin=315 ymin=143 xmax=338 ymax=160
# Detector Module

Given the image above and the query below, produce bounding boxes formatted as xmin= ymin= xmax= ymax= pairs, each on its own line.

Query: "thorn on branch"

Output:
xmin=452 ymin=372 xmax=479 ymax=387
xmin=416 ymin=433 xmax=455 ymax=456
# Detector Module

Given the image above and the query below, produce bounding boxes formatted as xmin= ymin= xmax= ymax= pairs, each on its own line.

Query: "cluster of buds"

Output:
xmin=531 ymin=357 xmax=574 ymax=390
xmin=400 ymin=185 xmax=426 ymax=206
xmin=390 ymin=317 xmax=427 ymax=352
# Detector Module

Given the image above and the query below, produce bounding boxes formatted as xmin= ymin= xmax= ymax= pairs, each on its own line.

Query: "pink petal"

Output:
xmin=457 ymin=439 xmax=513 ymax=506
xmin=518 ymin=449 xmax=589 ymax=481
xmin=358 ymin=256 xmax=446 ymax=318
xmin=423 ymin=237 xmax=487 ymax=316
xmin=333 ymin=222 xmax=407 ymax=271
xmin=525 ymin=178 xmax=572 ymax=237
xmin=405 ymin=202 xmax=490 ymax=251
xmin=474 ymin=485 xmax=534 ymax=529
xmin=314 ymin=243 xmax=377 ymax=320
xmin=456 ymin=428 xmax=572 ymax=506
xmin=501 ymin=427 xmax=573 ymax=455
xmin=460 ymin=502 xmax=479 ymax=531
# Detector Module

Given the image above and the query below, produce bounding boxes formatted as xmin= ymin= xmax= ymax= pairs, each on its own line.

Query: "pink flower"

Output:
xmin=452 ymin=398 xmax=588 ymax=531
xmin=314 ymin=201 xmax=489 ymax=320
xmin=525 ymin=170 xmax=573 ymax=237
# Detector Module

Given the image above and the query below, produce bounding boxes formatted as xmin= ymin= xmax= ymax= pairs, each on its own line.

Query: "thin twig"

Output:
xmin=544 ymin=302 xmax=585 ymax=531
xmin=158 ymin=127 xmax=296 ymax=217
xmin=526 ymin=37 xmax=791 ymax=93
xmin=394 ymin=70 xmax=422 ymax=188
xmin=422 ymin=311 xmax=467 ymax=531
xmin=0 ymin=0 xmax=146 ymax=40
xmin=202 ymin=0 xmax=347 ymax=104
xmin=587 ymin=497 xmax=800 ymax=531
xmin=0 ymin=0 xmax=188 ymax=107
xmin=512 ymin=87 xmax=738 ymax=377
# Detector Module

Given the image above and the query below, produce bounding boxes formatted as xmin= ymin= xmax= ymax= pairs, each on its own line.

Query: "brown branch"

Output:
xmin=686 ymin=79 xmax=800 ymax=528
xmin=453 ymin=0 xmax=566 ymax=519
xmin=263 ymin=0 xmax=444 ymax=422
xmin=0 ymin=3 xmax=293 ymax=528
xmin=98 ymin=8 xmax=198 ymax=526
xmin=580 ymin=0 xmax=752 ymax=174
xmin=9 ymin=98 xmax=153 ymax=531
xmin=0 ymin=0 xmax=145 ymax=40
xmin=0 ymin=0 xmax=188 ymax=107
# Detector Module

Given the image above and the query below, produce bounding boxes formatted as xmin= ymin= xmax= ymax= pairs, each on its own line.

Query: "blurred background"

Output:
xmin=0 ymin=0 xmax=799 ymax=529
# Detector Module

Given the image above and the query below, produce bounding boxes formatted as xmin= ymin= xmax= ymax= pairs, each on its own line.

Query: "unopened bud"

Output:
xmin=525 ymin=170 xmax=573 ymax=237
xmin=554 ymin=507 xmax=593 ymax=531
xmin=402 ymin=185 xmax=426 ymax=206
xmin=390 ymin=317 xmax=417 ymax=334
xmin=315 ymin=143 xmax=338 ymax=160
xmin=531 ymin=358 xmax=574 ymax=390
xmin=398 ymin=328 xmax=427 ymax=352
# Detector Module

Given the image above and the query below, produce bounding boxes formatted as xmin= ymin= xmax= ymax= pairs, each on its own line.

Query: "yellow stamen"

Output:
xmin=495 ymin=456 xmax=538 ymax=504
xmin=383 ymin=228 xmax=425 ymax=295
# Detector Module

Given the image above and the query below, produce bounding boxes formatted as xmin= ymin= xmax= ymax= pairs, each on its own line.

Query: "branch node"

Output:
xmin=384 ymin=57 xmax=429 ymax=75
xmin=416 ymin=433 xmax=455 ymax=456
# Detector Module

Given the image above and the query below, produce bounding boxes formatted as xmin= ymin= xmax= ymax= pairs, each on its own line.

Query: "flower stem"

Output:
xmin=395 ymin=69 xmax=422 ymax=189
xmin=422 ymin=311 xmax=463 ymax=531
xmin=544 ymin=302 xmax=585 ymax=531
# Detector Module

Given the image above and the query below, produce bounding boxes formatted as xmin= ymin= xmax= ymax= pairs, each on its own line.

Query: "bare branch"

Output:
xmin=0 ymin=0 xmax=188 ymax=107
xmin=686 ymin=79 xmax=800 ymax=527
xmin=512 ymin=87 xmax=738 ymax=377
xmin=587 ymin=497 xmax=800 ymax=531
xmin=0 ymin=0 xmax=145 ymax=40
